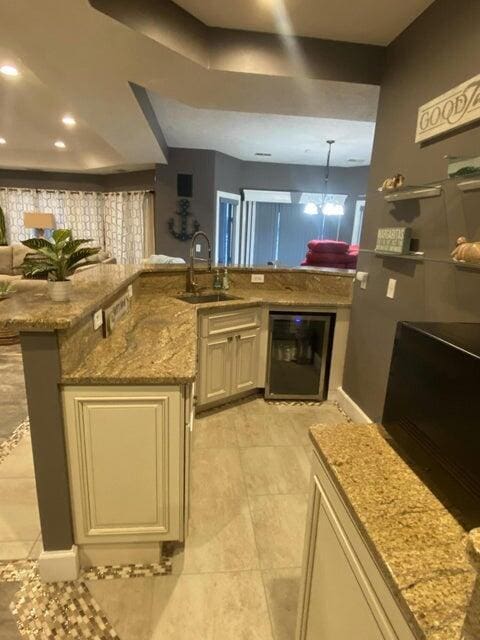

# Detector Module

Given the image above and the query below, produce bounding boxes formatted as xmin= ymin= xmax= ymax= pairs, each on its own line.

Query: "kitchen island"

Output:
xmin=0 ymin=263 xmax=353 ymax=580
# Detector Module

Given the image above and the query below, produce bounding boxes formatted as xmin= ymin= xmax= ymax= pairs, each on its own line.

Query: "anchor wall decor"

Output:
xmin=168 ymin=198 xmax=200 ymax=241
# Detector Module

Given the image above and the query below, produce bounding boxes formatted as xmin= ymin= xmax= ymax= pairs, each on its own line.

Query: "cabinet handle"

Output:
xmin=228 ymin=336 xmax=233 ymax=341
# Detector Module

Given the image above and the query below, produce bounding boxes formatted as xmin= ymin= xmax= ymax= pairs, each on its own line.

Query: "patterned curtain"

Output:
xmin=0 ymin=189 xmax=36 ymax=243
xmin=0 ymin=188 xmax=151 ymax=262
xmin=103 ymin=191 xmax=146 ymax=264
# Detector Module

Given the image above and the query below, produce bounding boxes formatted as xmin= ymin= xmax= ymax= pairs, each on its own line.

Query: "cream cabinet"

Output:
xmin=297 ymin=451 xmax=416 ymax=640
xmin=197 ymin=307 xmax=263 ymax=407
xmin=62 ymin=385 xmax=185 ymax=545
xmin=198 ymin=329 xmax=260 ymax=406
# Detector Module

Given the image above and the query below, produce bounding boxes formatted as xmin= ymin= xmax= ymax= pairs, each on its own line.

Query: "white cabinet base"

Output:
xmin=38 ymin=546 xmax=79 ymax=583
xmin=63 ymin=386 xmax=184 ymax=545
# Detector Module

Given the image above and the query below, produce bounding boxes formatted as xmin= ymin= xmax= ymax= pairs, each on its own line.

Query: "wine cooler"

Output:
xmin=265 ymin=312 xmax=334 ymax=401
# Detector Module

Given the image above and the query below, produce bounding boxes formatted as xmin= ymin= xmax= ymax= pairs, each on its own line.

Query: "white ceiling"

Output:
xmin=173 ymin=0 xmax=434 ymax=45
xmin=149 ymin=93 xmax=375 ymax=166
xmin=0 ymin=0 xmax=379 ymax=173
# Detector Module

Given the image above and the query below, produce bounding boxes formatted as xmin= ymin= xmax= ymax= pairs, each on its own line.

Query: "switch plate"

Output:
xmin=251 ymin=274 xmax=265 ymax=283
xmin=387 ymin=278 xmax=396 ymax=299
xmin=127 ymin=284 xmax=133 ymax=298
xmin=195 ymin=243 xmax=201 ymax=253
xmin=93 ymin=309 xmax=103 ymax=330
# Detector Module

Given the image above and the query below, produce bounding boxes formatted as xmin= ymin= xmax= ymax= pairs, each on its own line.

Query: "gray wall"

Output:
xmin=216 ymin=153 xmax=369 ymax=245
xmin=343 ymin=0 xmax=480 ymax=422
xmin=0 ymin=168 xmax=155 ymax=192
xmin=154 ymin=149 xmax=216 ymax=259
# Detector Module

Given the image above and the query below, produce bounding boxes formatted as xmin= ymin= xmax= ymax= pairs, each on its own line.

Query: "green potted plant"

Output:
xmin=21 ymin=229 xmax=100 ymax=302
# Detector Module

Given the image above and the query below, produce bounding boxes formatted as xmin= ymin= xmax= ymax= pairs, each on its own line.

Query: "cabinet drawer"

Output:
xmin=200 ymin=306 xmax=261 ymax=337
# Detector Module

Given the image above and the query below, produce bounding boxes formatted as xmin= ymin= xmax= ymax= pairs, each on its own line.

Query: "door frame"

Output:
xmin=215 ymin=191 xmax=242 ymax=264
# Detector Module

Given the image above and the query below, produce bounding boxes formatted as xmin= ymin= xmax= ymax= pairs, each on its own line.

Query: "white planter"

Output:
xmin=48 ymin=280 xmax=72 ymax=302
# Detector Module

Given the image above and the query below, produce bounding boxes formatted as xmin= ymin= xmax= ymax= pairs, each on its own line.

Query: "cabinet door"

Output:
xmin=232 ymin=329 xmax=259 ymax=395
xmin=297 ymin=475 xmax=398 ymax=640
xmin=198 ymin=335 xmax=232 ymax=405
xmin=63 ymin=386 xmax=182 ymax=544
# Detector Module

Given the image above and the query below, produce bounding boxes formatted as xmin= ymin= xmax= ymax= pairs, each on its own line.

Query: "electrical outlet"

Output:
xmin=387 ymin=278 xmax=396 ymax=299
xmin=251 ymin=274 xmax=265 ymax=283
xmin=93 ymin=309 xmax=103 ymax=330
xmin=356 ymin=271 xmax=369 ymax=290
xmin=127 ymin=284 xmax=133 ymax=298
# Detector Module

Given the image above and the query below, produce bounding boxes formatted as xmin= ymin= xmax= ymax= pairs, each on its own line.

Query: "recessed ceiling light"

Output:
xmin=255 ymin=152 xmax=272 ymax=157
xmin=54 ymin=140 xmax=66 ymax=149
xmin=0 ymin=65 xmax=19 ymax=77
xmin=62 ymin=115 xmax=76 ymax=127
xmin=0 ymin=138 xmax=6 ymax=145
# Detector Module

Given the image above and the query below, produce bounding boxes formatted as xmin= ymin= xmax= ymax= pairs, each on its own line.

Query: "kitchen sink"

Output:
xmin=176 ymin=292 xmax=242 ymax=304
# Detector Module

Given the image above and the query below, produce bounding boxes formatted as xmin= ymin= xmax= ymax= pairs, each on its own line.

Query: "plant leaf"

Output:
xmin=65 ymin=247 xmax=100 ymax=273
xmin=21 ymin=238 xmax=53 ymax=250
xmin=62 ymin=239 xmax=92 ymax=254
xmin=52 ymin=229 xmax=71 ymax=245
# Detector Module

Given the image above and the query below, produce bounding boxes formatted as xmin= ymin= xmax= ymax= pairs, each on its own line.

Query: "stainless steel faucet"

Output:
xmin=186 ymin=231 xmax=212 ymax=293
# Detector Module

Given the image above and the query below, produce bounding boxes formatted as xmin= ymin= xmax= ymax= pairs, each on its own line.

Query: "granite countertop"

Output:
xmin=0 ymin=264 xmax=142 ymax=331
xmin=309 ymin=423 xmax=480 ymax=640
xmin=61 ymin=286 xmax=351 ymax=384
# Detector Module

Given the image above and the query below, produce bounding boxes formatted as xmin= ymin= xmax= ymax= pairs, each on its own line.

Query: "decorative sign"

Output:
xmin=168 ymin=198 xmax=200 ymax=242
xmin=416 ymin=73 xmax=480 ymax=143
xmin=375 ymin=227 xmax=411 ymax=255
xmin=103 ymin=290 xmax=130 ymax=337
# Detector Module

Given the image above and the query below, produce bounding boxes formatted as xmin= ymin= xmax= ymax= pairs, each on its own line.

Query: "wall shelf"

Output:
xmin=453 ymin=260 xmax=480 ymax=272
xmin=383 ymin=185 xmax=442 ymax=202
xmin=457 ymin=178 xmax=480 ymax=192
xmin=374 ymin=252 xmax=424 ymax=262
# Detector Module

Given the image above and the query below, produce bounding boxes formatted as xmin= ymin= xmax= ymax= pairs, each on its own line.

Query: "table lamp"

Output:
xmin=23 ymin=212 xmax=56 ymax=238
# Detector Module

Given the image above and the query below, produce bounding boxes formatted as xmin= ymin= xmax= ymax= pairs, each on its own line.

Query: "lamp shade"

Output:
xmin=23 ymin=212 xmax=56 ymax=230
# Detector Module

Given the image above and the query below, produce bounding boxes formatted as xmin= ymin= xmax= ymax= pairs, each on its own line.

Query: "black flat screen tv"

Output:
xmin=383 ymin=321 xmax=480 ymax=529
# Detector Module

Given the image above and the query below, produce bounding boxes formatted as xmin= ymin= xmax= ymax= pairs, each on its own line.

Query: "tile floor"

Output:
xmin=0 ymin=395 xmax=347 ymax=639
xmin=0 ymin=345 xmax=28 ymax=444
xmin=87 ymin=397 xmax=347 ymax=640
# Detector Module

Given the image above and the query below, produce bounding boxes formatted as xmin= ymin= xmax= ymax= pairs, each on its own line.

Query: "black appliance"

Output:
xmin=383 ymin=321 xmax=480 ymax=528
xmin=265 ymin=312 xmax=334 ymax=401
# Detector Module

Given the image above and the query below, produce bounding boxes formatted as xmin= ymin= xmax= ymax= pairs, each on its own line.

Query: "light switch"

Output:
xmin=387 ymin=278 xmax=396 ymax=299
xmin=127 ymin=284 xmax=133 ymax=298
xmin=251 ymin=274 xmax=265 ymax=283
xmin=93 ymin=309 xmax=103 ymax=330
xmin=195 ymin=243 xmax=202 ymax=253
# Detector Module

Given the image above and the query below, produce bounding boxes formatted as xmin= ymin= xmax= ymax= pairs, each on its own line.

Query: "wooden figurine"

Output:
xmin=451 ymin=237 xmax=480 ymax=264
xmin=378 ymin=174 xmax=405 ymax=192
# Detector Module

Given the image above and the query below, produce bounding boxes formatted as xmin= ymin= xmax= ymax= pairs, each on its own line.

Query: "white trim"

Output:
xmin=215 ymin=191 xmax=241 ymax=264
xmin=330 ymin=387 xmax=372 ymax=424
xmin=38 ymin=545 xmax=80 ymax=583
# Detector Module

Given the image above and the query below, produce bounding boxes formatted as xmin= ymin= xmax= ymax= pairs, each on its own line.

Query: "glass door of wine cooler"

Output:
xmin=265 ymin=313 xmax=334 ymax=400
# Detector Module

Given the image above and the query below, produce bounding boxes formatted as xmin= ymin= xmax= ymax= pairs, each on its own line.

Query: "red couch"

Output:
xmin=301 ymin=240 xmax=359 ymax=270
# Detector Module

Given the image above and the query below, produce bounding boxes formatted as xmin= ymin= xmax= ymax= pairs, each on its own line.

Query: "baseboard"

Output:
xmin=330 ymin=387 xmax=372 ymax=424
xmin=79 ymin=542 xmax=163 ymax=568
xmin=38 ymin=545 xmax=79 ymax=583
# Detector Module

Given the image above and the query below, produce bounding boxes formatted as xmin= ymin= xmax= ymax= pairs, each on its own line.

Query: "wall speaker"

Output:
xmin=177 ymin=173 xmax=193 ymax=198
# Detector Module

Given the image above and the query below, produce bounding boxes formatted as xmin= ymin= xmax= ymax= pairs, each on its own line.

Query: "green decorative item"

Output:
xmin=0 ymin=281 xmax=15 ymax=299
xmin=375 ymin=227 xmax=412 ymax=255
xmin=21 ymin=229 xmax=100 ymax=302
xmin=168 ymin=199 xmax=200 ymax=241
xmin=0 ymin=205 xmax=7 ymax=246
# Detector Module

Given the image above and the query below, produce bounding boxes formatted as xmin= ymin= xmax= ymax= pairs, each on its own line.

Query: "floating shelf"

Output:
xmin=453 ymin=260 xmax=480 ymax=272
xmin=374 ymin=252 xmax=424 ymax=262
xmin=457 ymin=178 xmax=480 ymax=192
xmin=383 ymin=185 xmax=442 ymax=202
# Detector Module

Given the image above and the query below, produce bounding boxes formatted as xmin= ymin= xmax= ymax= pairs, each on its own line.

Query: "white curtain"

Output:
xmin=0 ymin=187 xmax=152 ymax=263
xmin=103 ymin=191 xmax=147 ymax=264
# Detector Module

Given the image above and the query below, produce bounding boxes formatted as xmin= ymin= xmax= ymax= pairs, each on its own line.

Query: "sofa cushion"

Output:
xmin=12 ymin=244 xmax=33 ymax=274
xmin=307 ymin=240 xmax=349 ymax=254
xmin=305 ymin=250 xmax=349 ymax=264
xmin=0 ymin=246 xmax=13 ymax=275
